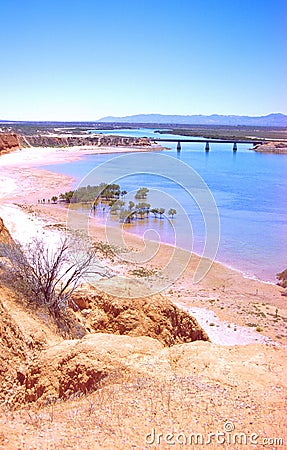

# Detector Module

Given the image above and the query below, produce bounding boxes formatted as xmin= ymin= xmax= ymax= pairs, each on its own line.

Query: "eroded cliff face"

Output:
xmin=21 ymin=134 xmax=152 ymax=148
xmin=0 ymin=217 xmax=13 ymax=244
xmin=0 ymin=133 xmax=21 ymax=154
xmin=0 ymin=131 xmax=153 ymax=151
xmin=71 ymin=291 xmax=210 ymax=346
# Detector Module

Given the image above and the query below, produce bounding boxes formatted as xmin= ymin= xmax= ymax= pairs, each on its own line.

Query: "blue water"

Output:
xmin=42 ymin=128 xmax=287 ymax=282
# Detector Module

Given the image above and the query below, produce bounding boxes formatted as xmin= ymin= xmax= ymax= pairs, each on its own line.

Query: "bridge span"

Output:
xmin=151 ymin=137 xmax=264 ymax=152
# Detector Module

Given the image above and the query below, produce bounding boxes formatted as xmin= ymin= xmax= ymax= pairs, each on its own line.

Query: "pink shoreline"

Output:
xmin=0 ymin=144 xmax=164 ymax=169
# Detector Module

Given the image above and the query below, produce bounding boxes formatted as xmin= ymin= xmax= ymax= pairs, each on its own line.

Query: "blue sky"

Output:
xmin=0 ymin=0 xmax=286 ymax=120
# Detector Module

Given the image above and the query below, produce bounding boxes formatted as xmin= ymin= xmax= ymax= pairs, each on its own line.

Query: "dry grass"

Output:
xmin=1 ymin=363 xmax=286 ymax=449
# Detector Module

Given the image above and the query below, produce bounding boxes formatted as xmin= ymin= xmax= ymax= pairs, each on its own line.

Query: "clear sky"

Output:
xmin=0 ymin=0 xmax=286 ymax=121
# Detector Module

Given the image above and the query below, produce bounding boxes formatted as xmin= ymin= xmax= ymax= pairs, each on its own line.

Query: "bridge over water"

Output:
xmin=151 ymin=137 xmax=264 ymax=152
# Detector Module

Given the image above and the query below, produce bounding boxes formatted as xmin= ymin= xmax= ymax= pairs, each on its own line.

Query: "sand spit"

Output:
xmin=0 ymin=143 xmax=163 ymax=168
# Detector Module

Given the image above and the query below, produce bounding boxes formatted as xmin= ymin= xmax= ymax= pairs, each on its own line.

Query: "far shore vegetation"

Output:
xmin=48 ymin=184 xmax=177 ymax=224
xmin=3 ymin=121 xmax=287 ymax=141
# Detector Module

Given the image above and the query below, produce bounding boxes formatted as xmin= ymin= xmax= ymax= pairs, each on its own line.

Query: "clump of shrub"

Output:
xmin=0 ymin=237 xmax=105 ymax=325
xmin=128 ymin=266 xmax=157 ymax=278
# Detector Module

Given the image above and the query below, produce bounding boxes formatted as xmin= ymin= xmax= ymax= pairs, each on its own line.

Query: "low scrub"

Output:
xmin=0 ymin=237 xmax=104 ymax=319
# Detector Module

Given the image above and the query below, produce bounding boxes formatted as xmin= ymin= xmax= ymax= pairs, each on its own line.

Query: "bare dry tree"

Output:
xmin=0 ymin=236 xmax=107 ymax=317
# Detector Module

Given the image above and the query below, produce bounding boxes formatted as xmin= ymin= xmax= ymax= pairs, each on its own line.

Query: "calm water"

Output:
xmin=42 ymin=128 xmax=287 ymax=282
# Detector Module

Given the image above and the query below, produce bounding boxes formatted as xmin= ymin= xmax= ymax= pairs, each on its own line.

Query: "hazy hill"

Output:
xmin=98 ymin=113 xmax=287 ymax=127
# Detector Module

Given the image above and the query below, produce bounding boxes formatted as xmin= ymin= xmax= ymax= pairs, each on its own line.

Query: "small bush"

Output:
xmin=0 ymin=237 xmax=105 ymax=318
xmin=128 ymin=267 xmax=157 ymax=278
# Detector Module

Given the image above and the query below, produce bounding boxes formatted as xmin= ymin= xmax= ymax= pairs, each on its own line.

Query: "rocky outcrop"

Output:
xmin=253 ymin=141 xmax=287 ymax=153
xmin=22 ymin=134 xmax=152 ymax=148
xmin=0 ymin=133 xmax=21 ymax=154
xmin=277 ymin=268 xmax=287 ymax=296
xmin=0 ymin=217 xmax=13 ymax=244
xmin=277 ymin=268 xmax=287 ymax=288
xmin=0 ymin=297 xmax=30 ymax=389
xmin=71 ymin=291 xmax=210 ymax=346
xmin=16 ymin=333 xmax=164 ymax=404
xmin=0 ymin=284 xmax=61 ymax=405
xmin=5 ymin=286 xmax=210 ymax=405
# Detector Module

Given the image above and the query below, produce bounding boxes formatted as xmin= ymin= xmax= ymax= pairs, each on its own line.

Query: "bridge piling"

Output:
xmin=151 ymin=137 xmax=264 ymax=152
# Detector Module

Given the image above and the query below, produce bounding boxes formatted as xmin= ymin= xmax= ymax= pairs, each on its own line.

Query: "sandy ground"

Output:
xmin=0 ymin=145 xmax=286 ymax=348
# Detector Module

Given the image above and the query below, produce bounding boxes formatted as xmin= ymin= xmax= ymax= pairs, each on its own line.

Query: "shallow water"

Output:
xmin=42 ymin=128 xmax=287 ymax=282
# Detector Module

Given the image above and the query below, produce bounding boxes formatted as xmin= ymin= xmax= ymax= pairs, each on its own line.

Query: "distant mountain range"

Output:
xmin=98 ymin=113 xmax=287 ymax=127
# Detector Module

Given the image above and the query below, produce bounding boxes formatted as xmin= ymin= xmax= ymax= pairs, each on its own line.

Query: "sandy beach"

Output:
xmin=1 ymin=144 xmax=286 ymax=347
xmin=0 ymin=143 xmax=164 ymax=168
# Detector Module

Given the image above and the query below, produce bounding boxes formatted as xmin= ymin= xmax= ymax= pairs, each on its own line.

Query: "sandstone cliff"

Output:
xmin=0 ymin=131 xmax=153 ymax=154
xmin=71 ymin=291 xmax=209 ymax=346
xmin=16 ymin=333 xmax=164 ymax=404
xmin=21 ymin=134 xmax=152 ymax=148
xmin=0 ymin=284 xmax=63 ymax=406
xmin=0 ymin=132 xmax=21 ymax=155
xmin=0 ymin=286 xmax=209 ymax=406
xmin=0 ymin=217 xmax=13 ymax=244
